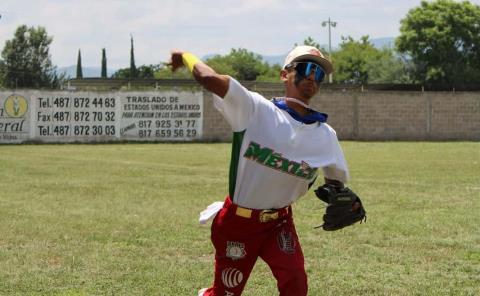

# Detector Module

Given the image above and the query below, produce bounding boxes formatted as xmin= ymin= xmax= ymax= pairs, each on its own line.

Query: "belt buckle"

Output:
xmin=259 ymin=210 xmax=279 ymax=223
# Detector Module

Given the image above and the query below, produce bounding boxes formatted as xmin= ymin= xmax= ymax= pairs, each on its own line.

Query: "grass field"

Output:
xmin=0 ymin=142 xmax=479 ymax=296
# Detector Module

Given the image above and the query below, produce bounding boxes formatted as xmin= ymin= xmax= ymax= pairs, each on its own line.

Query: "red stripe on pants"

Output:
xmin=202 ymin=197 xmax=308 ymax=296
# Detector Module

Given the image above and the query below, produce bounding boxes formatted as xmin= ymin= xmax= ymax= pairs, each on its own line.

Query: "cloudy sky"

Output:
xmin=1 ymin=0 xmax=479 ymax=69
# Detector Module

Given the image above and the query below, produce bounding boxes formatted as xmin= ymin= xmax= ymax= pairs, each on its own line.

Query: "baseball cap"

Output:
xmin=283 ymin=45 xmax=333 ymax=75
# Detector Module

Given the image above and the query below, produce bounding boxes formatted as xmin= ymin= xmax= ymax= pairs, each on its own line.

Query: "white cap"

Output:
xmin=283 ymin=45 xmax=333 ymax=74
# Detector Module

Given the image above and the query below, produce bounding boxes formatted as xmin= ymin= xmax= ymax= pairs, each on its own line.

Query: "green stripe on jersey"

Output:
xmin=229 ymin=130 xmax=246 ymax=198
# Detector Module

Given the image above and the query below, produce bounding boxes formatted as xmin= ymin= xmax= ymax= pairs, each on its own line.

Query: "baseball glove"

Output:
xmin=314 ymin=184 xmax=366 ymax=231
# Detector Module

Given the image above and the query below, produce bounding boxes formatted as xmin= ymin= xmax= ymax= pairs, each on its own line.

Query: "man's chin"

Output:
xmin=299 ymin=82 xmax=318 ymax=96
xmin=301 ymin=88 xmax=318 ymax=99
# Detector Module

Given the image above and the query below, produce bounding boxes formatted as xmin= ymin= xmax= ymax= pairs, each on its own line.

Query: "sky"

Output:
xmin=1 ymin=0 xmax=479 ymax=69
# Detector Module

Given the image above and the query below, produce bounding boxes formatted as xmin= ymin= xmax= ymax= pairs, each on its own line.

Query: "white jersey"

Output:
xmin=213 ymin=78 xmax=349 ymax=210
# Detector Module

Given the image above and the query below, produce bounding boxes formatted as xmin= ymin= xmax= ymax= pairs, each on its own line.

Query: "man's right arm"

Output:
xmin=170 ymin=51 xmax=230 ymax=98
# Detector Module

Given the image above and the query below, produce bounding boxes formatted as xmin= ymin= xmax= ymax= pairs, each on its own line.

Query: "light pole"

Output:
xmin=322 ymin=17 xmax=337 ymax=83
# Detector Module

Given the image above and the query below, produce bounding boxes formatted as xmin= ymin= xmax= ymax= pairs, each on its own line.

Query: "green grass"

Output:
xmin=0 ymin=142 xmax=479 ymax=296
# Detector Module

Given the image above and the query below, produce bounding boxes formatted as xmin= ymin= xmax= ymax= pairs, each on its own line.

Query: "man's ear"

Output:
xmin=280 ymin=69 xmax=289 ymax=82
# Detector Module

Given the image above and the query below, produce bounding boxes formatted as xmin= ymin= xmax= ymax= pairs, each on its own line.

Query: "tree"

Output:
xmin=76 ymin=49 xmax=83 ymax=79
xmin=256 ymin=64 xmax=282 ymax=82
xmin=206 ymin=48 xmax=269 ymax=81
xmin=367 ymin=48 xmax=412 ymax=84
xmin=154 ymin=51 xmax=281 ymax=82
xmin=101 ymin=48 xmax=107 ymax=78
xmin=0 ymin=60 xmax=6 ymax=87
xmin=130 ymin=35 xmax=137 ymax=78
xmin=111 ymin=68 xmax=129 ymax=79
xmin=112 ymin=64 xmax=160 ymax=79
xmin=295 ymin=37 xmax=327 ymax=54
xmin=154 ymin=49 xmax=281 ymax=81
xmin=1 ymin=25 xmax=59 ymax=88
xmin=154 ymin=65 xmax=192 ymax=79
xmin=136 ymin=65 xmax=160 ymax=78
xmin=396 ymin=0 xmax=480 ymax=85
xmin=331 ymin=36 xmax=410 ymax=84
xmin=332 ymin=36 xmax=379 ymax=84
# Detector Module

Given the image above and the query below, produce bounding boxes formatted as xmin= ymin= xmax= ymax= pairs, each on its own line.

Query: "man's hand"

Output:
xmin=169 ymin=50 xmax=186 ymax=72
xmin=314 ymin=184 xmax=367 ymax=231
xmin=167 ymin=49 xmax=230 ymax=98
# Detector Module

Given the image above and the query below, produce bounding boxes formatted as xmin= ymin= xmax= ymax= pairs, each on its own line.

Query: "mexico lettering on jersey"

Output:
xmin=243 ymin=141 xmax=317 ymax=180
xmin=213 ymin=78 xmax=349 ymax=210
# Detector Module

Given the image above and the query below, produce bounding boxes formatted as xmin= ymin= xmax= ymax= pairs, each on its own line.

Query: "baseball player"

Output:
xmin=170 ymin=45 xmax=350 ymax=296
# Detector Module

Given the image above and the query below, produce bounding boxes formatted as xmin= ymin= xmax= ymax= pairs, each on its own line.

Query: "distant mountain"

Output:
xmin=261 ymin=55 xmax=285 ymax=66
xmin=57 ymin=65 xmax=117 ymax=79
xmin=370 ymin=37 xmax=395 ymax=49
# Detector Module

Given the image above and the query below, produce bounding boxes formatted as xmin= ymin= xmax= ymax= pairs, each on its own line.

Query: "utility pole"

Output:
xmin=322 ymin=17 xmax=337 ymax=83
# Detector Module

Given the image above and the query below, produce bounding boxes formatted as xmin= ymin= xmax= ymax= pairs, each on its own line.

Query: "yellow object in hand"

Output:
xmin=182 ymin=53 xmax=201 ymax=72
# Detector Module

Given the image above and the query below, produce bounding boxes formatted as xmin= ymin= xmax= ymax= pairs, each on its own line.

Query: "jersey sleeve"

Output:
xmin=212 ymin=77 xmax=261 ymax=132
xmin=322 ymin=127 xmax=350 ymax=183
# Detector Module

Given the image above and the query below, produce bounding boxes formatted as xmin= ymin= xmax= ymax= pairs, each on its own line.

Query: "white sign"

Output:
xmin=119 ymin=92 xmax=203 ymax=141
xmin=0 ymin=91 xmax=203 ymax=143
xmin=34 ymin=94 xmax=117 ymax=141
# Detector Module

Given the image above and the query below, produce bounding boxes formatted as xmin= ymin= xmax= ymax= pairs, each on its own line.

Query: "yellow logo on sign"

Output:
xmin=4 ymin=95 xmax=28 ymax=118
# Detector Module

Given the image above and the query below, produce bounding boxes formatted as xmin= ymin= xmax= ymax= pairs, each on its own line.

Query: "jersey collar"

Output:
xmin=272 ymin=98 xmax=328 ymax=124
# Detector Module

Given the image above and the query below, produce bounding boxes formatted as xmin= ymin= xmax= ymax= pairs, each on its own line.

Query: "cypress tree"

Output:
xmin=130 ymin=35 xmax=137 ymax=78
xmin=76 ymin=49 xmax=83 ymax=79
xmin=101 ymin=48 xmax=107 ymax=78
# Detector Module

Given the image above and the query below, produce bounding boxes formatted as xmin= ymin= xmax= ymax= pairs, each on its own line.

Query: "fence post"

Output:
xmin=426 ymin=94 xmax=432 ymax=139
xmin=352 ymin=94 xmax=359 ymax=140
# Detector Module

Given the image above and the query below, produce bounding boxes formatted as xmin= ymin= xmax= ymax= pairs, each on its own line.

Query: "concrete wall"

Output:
xmin=202 ymin=89 xmax=480 ymax=141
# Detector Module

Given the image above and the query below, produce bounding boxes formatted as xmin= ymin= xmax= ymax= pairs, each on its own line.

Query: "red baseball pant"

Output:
xmin=201 ymin=197 xmax=308 ymax=296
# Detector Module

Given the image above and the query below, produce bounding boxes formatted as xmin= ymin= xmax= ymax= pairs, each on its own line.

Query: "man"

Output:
xmin=170 ymin=45 xmax=349 ymax=296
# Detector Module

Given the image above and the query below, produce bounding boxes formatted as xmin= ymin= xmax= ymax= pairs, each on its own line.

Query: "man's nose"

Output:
xmin=306 ymin=71 xmax=316 ymax=81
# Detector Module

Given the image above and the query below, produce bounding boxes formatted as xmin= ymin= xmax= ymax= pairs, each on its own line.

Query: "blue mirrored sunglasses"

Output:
xmin=287 ymin=62 xmax=326 ymax=83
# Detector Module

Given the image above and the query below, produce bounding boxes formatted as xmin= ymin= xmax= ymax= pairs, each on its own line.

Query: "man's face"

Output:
xmin=281 ymin=61 xmax=325 ymax=100
xmin=294 ymin=70 xmax=320 ymax=99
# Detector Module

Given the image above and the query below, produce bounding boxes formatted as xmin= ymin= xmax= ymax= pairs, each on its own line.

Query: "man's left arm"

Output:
xmin=169 ymin=50 xmax=230 ymax=98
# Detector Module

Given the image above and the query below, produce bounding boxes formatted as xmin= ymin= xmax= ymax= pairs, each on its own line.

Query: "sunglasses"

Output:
xmin=287 ymin=62 xmax=326 ymax=83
